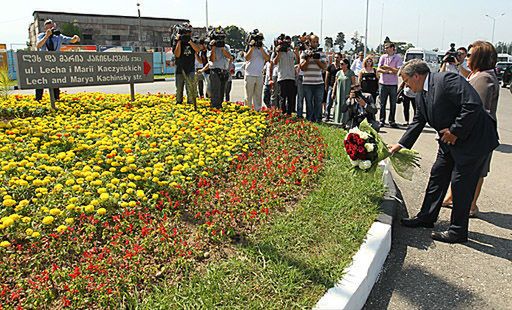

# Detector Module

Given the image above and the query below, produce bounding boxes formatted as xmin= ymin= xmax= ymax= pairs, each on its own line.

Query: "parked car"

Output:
xmin=501 ymin=64 xmax=512 ymax=88
xmin=495 ymin=62 xmax=512 ymax=80
xmin=233 ymin=61 xmax=245 ymax=79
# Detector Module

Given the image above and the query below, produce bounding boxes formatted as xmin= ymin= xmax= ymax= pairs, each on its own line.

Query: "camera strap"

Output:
xmin=46 ymin=36 xmax=55 ymax=51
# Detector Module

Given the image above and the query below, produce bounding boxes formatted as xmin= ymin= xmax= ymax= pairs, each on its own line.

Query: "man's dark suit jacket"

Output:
xmin=399 ymin=72 xmax=499 ymax=165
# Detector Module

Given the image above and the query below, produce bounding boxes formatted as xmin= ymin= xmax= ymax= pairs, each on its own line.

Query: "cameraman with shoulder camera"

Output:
xmin=244 ymin=30 xmax=270 ymax=111
xmin=299 ymin=34 xmax=327 ymax=122
xmin=342 ymin=84 xmax=380 ymax=131
xmin=35 ymin=19 xmax=80 ymax=101
xmin=173 ymin=24 xmax=201 ymax=105
xmin=208 ymin=27 xmax=233 ymax=109
xmin=272 ymin=34 xmax=300 ymax=116
xmin=440 ymin=44 xmax=470 ymax=78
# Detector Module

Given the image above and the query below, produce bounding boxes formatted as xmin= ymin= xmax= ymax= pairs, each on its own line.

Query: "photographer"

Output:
xmin=299 ymin=34 xmax=327 ymax=122
xmin=342 ymin=84 xmax=380 ymax=131
xmin=35 ymin=19 xmax=80 ymax=101
xmin=173 ymin=24 xmax=201 ymax=105
xmin=272 ymin=34 xmax=300 ymax=116
xmin=440 ymin=45 xmax=470 ymax=78
xmin=208 ymin=27 xmax=234 ymax=109
xmin=244 ymin=30 xmax=270 ymax=111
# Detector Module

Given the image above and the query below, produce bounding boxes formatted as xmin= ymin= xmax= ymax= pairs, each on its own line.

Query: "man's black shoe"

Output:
xmin=389 ymin=122 xmax=399 ymax=128
xmin=400 ymin=217 xmax=434 ymax=228
xmin=431 ymin=231 xmax=468 ymax=243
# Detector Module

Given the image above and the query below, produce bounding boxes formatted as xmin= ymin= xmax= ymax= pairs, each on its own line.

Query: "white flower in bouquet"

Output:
xmin=364 ymin=143 xmax=375 ymax=152
xmin=358 ymin=160 xmax=372 ymax=170
xmin=350 ymin=159 xmax=360 ymax=167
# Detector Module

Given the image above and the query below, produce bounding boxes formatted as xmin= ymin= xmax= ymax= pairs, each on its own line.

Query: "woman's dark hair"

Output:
xmin=469 ymin=41 xmax=497 ymax=71
xmin=342 ymin=58 xmax=350 ymax=66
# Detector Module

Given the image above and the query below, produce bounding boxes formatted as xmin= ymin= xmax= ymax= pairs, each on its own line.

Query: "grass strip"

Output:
xmin=138 ymin=124 xmax=384 ymax=309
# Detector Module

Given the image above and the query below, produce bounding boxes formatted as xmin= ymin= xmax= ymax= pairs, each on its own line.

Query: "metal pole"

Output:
xmin=485 ymin=13 xmax=505 ymax=45
xmin=379 ymin=2 xmax=384 ymax=53
xmin=364 ymin=0 xmax=369 ymax=58
xmin=137 ymin=3 xmax=142 ymax=52
xmin=130 ymin=83 xmax=135 ymax=101
xmin=416 ymin=12 xmax=420 ymax=47
xmin=320 ymin=0 xmax=324 ymax=47
xmin=206 ymin=0 xmax=209 ymax=28
xmin=49 ymin=88 xmax=56 ymax=110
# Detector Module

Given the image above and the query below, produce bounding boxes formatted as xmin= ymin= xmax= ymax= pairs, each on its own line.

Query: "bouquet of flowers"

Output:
xmin=343 ymin=120 xmax=421 ymax=180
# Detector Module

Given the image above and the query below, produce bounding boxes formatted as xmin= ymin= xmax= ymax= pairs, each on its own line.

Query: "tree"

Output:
xmin=350 ymin=31 xmax=365 ymax=54
xmin=224 ymin=25 xmax=247 ymax=50
xmin=60 ymin=21 xmax=82 ymax=40
xmin=334 ymin=32 xmax=346 ymax=50
xmin=324 ymin=37 xmax=333 ymax=51
xmin=395 ymin=42 xmax=415 ymax=55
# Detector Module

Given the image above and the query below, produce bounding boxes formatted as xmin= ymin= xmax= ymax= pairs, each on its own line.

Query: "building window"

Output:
xmin=84 ymin=34 xmax=93 ymax=40
xmin=112 ymin=35 xmax=121 ymax=41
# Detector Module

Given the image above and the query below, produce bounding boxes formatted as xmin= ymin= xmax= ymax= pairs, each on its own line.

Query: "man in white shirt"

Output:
xmin=244 ymin=30 xmax=270 ymax=111
xmin=351 ymin=52 xmax=364 ymax=75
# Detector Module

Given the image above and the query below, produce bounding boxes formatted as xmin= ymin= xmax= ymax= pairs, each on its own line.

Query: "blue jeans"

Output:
xmin=379 ymin=84 xmax=398 ymax=123
xmin=325 ymin=86 xmax=334 ymax=119
xmin=296 ymin=76 xmax=305 ymax=117
xmin=303 ymin=84 xmax=324 ymax=122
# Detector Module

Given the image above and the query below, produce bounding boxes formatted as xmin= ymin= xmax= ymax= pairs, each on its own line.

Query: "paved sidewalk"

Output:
xmin=364 ymin=88 xmax=512 ymax=309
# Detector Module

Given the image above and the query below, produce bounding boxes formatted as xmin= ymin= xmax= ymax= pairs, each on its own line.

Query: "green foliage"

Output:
xmin=324 ymin=37 xmax=333 ymax=51
xmin=60 ymin=21 xmax=82 ymax=39
xmin=224 ymin=25 xmax=248 ymax=50
xmin=0 ymin=68 xmax=11 ymax=99
xmin=335 ymin=32 xmax=346 ymax=50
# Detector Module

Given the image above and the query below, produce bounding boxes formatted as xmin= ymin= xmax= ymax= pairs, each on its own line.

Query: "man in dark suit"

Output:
xmin=389 ymin=59 xmax=499 ymax=243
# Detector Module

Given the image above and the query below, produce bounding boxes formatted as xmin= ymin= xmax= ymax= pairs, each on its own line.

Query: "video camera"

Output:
xmin=247 ymin=29 xmax=264 ymax=48
xmin=275 ymin=34 xmax=291 ymax=52
xmin=207 ymin=27 xmax=227 ymax=48
xmin=51 ymin=29 xmax=61 ymax=36
xmin=171 ymin=23 xmax=193 ymax=45
xmin=443 ymin=43 xmax=458 ymax=63
xmin=292 ymin=32 xmax=310 ymax=51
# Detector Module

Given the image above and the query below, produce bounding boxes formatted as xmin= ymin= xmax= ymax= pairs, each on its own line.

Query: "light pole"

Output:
xmin=379 ymin=2 xmax=384 ymax=53
xmin=137 ymin=3 xmax=142 ymax=51
xmin=364 ymin=0 xmax=369 ymax=58
xmin=320 ymin=0 xmax=324 ymax=47
xmin=206 ymin=0 xmax=209 ymax=29
xmin=485 ymin=13 xmax=505 ymax=44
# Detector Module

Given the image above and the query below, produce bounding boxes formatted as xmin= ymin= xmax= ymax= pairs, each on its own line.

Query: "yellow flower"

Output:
xmin=31 ymin=231 xmax=41 ymax=238
xmin=21 ymin=217 xmax=31 ymax=223
xmin=42 ymin=216 xmax=54 ymax=225
xmin=96 ymin=208 xmax=107 ymax=215
xmin=3 ymin=199 xmax=16 ymax=207
xmin=136 ymin=190 xmax=145 ymax=198
xmin=56 ymin=225 xmax=68 ymax=233
xmin=65 ymin=218 xmax=74 ymax=224
xmin=49 ymin=208 xmax=62 ymax=216
xmin=25 ymin=228 xmax=34 ymax=236
xmin=0 ymin=241 xmax=11 ymax=248
xmin=1 ymin=217 xmax=14 ymax=227
xmin=84 ymin=205 xmax=95 ymax=213
xmin=100 ymin=193 xmax=109 ymax=200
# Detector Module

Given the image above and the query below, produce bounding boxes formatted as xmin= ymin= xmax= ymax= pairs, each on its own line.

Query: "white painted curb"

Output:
xmin=314 ymin=222 xmax=391 ymax=310
xmin=314 ymin=162 xmax=395 ymax=310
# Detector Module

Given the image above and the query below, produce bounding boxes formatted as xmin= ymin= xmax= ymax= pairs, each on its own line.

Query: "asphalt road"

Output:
xmin=364 ymin=88 xmax=512 ymax=310
xmin=13 ymin=80 xmax=511 ymax=309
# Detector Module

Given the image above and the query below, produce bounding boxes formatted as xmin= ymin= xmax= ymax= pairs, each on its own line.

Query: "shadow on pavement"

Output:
xmin=465 ymin=231 xmax=512 ymax=261
xmin=477 ymin=211 xmax=512 ymax=231
xmin=495 ymin=143 xmax=512 ymax=154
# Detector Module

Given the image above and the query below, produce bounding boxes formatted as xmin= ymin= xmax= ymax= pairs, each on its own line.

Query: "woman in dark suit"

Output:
xmin=442 ymin=41 xmax=499 ymax=217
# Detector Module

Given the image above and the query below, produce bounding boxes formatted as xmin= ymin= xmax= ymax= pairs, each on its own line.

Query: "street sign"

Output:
xmin=16 ymin=51 xmax=153 ymax=89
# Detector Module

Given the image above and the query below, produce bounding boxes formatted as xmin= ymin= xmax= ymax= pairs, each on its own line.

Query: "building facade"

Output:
xmin=29 ymin=11 xmax=204 ymax=52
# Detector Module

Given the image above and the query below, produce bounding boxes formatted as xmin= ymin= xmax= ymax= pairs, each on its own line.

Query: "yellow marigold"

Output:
xmin=84 ymin=205 xmax=95 ymax=213
xmin=136 ymin=190 xmax=145 ymax=198
xmin=3 ymin=199 xmax=17 ymax=207
xmin=100 ymin=193 xmax=109 ymax=201
xmin=31 ymin=231 xmax=41 ymax=238
xmin=42 ymin=216 xmax=54 ymax=225
xmin=0 ymin=241 xmax=11 ymax=248
xmin=65 ymin=218 xmax=74 ymax=224
xmin=96 ymin=208 xmax=107 ymax=215
xmin=21 ymin=217 xmax=31 ymax=223
xmin=1 ymin=217 xmax=14 ymax=227
xmin=49 ymin=208 xmax=62 ymax=216
xmin=56 ymin=225 xmax=68 ymax=233
xmin=25 ymin=228 xmax=34 ymax=236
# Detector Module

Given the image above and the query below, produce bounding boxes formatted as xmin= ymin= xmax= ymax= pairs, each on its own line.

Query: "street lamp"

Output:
xmin=364 ymin=0 xmax=369 ymax=58
xmin=206 ymin=0 xmax=209 ymax=29
xmin=485 ymin=13 xmax=505 ymax=44
xmin=320 ymin=0 xmax=324 ymax=47
xmin=137 ymin=3 xmax=142 ymax=51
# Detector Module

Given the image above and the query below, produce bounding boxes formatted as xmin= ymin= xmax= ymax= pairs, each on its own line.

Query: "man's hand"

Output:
xmin=45 ymin=28 xmax=53 ymax=38
xmin=439 ymin=128 xmax=458 ymax=145
xmin=388 ymin=144 xmax=402 ymax=154
xmin=357 ymin=98 xmax=366 ymax=107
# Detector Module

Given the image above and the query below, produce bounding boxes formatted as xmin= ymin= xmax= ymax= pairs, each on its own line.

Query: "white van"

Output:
xmin=405 ymin=48 xmax=440 ymax=72
xmin=497 ymin=53 xmax=512 ymax=62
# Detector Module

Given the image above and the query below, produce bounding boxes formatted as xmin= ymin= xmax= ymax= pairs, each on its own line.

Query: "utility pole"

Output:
xmin=137 ymin=3 xmax=142 ymax=52
xmin=364 ymin=0 xmax=369 ymax=58
xmin=485 ymin=13 xmax=505 ymax=44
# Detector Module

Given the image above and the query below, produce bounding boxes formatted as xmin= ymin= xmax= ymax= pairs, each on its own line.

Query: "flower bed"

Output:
xmin=0 ymin=94 xmax=325 ymax=308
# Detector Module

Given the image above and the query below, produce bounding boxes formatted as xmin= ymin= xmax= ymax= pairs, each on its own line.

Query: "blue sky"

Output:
xmin=1 ymin=0 xmax=512 ymax=51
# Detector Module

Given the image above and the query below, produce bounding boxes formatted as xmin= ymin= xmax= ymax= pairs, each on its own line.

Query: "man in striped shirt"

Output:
xmin=300 ymin=34 xmax=328 ymax=122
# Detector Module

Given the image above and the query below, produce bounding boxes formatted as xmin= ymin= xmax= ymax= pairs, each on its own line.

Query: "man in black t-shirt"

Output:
xmin=324 ymin=52 xmax=343 ymax=120
xmin=173 ymin=29 xmax=201 ymax=104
